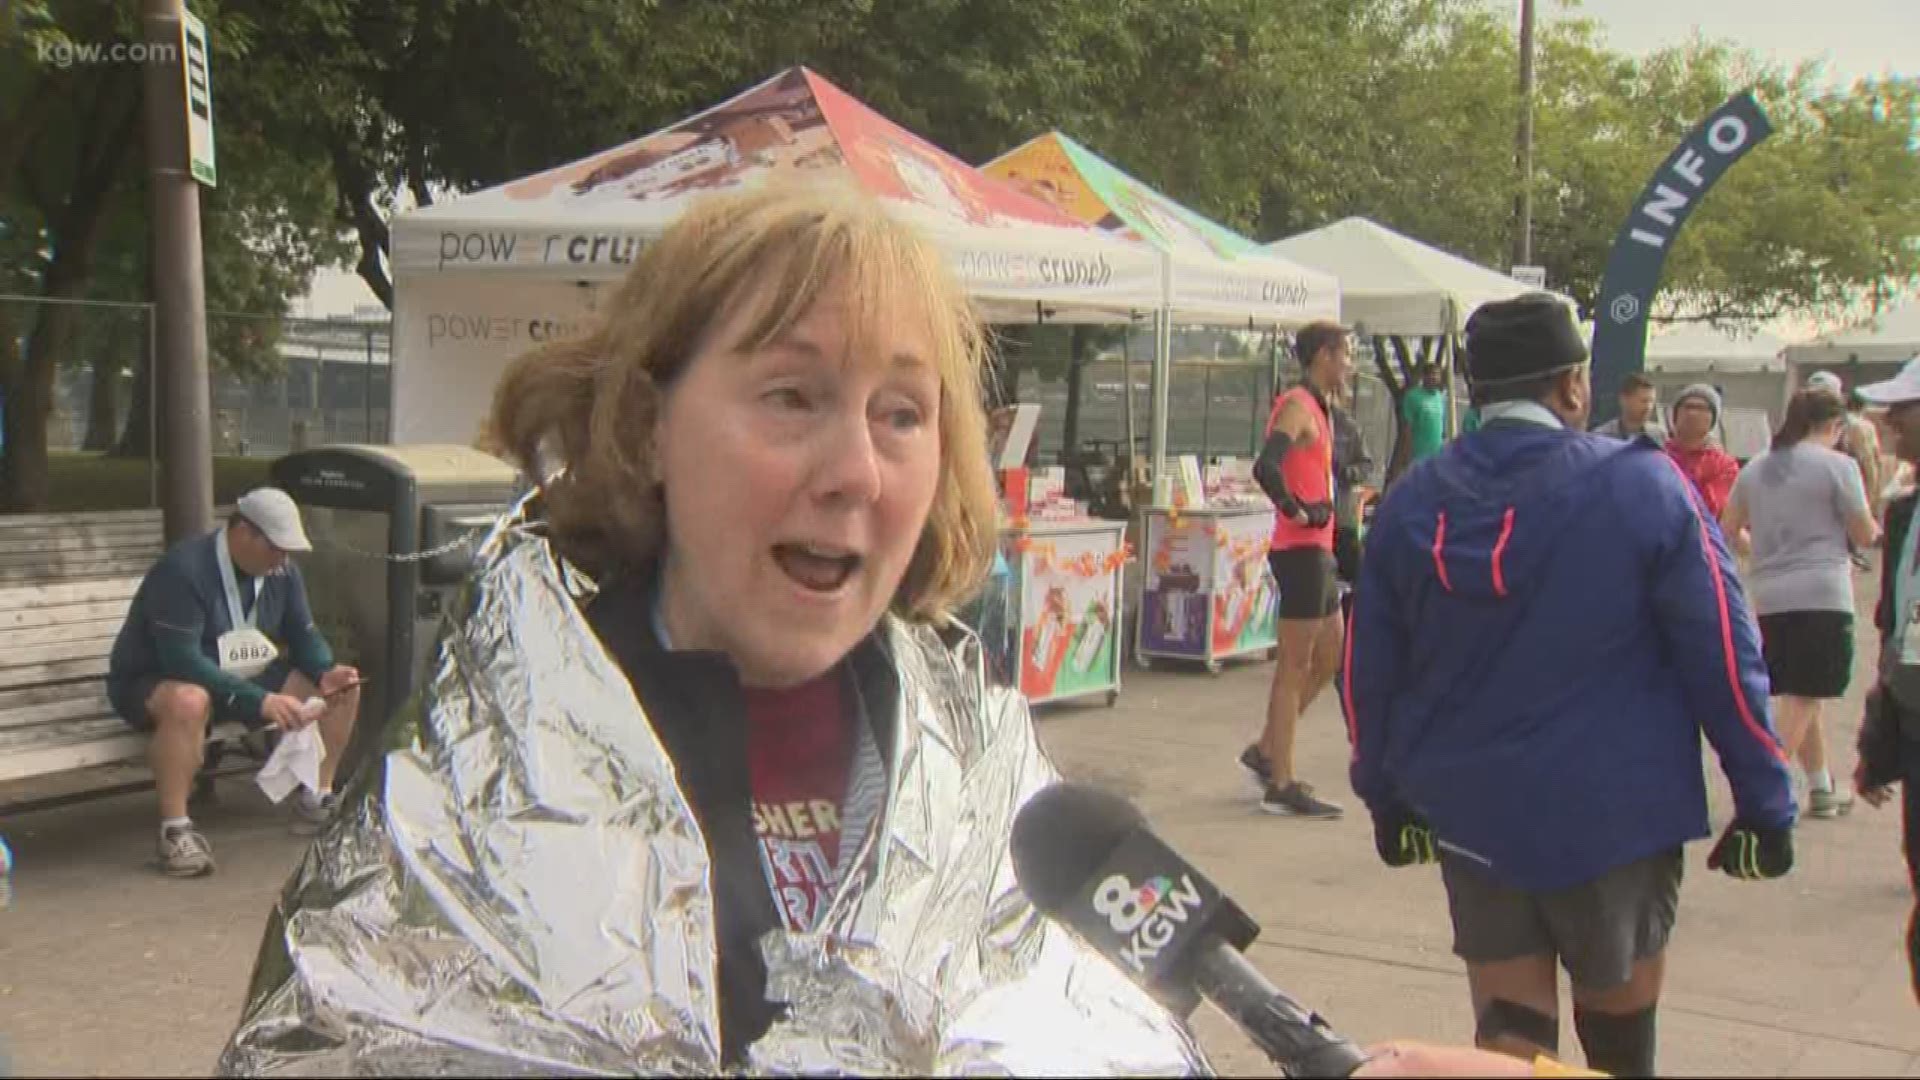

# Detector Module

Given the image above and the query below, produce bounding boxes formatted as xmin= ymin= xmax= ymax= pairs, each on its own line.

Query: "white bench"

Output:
xmin=0 ymin=509 xmax=253 ymax=810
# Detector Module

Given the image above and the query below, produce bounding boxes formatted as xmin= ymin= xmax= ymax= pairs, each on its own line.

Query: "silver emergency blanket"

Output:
xmin=218 ymin=508 xmax=1209 ymax=1076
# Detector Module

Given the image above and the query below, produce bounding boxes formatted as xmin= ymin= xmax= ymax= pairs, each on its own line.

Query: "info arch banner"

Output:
xmin=1589 ymin=91 xmax=1774 ymax=423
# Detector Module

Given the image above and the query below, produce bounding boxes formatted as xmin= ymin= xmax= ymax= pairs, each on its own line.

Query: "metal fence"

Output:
xmin=2 ymin=295 xmax=391 ymax=464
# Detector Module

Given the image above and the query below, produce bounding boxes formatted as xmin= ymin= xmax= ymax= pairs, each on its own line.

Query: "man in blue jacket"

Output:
xmin=1343 ymin=295 xmax=1797 ymax=1077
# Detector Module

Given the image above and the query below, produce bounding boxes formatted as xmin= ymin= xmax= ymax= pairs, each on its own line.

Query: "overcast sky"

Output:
xmin=1557 ymin=0 xmax=1917 ymax=87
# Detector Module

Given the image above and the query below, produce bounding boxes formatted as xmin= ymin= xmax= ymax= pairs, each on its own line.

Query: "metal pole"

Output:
xmin=1199 ymin=364 xmax=1213 ymax=462
xmin=146 ymin=303 xmax=158 ymax=507
xmin=142 ymin=0 xmax=214 ymax=542
xmin=1512 ymin=0 xmax=1536 ymax=268
xmin=1121 ymin=319 xmax=1137 ymax=479
xmin=1150 ymin=307 xmax=1173 ymax=506
xmin=364 ymin=326 xmax=374 ymax=442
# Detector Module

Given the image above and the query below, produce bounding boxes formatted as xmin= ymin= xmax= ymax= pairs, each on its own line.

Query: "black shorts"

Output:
xmin=1440 ymin=847 xmax=1683 ymax=992
xmin=1758 ymin=610 xmax=1854 ymax=699
xmin=1268 ymin=547 xmax=1338 ymax=621
xmin=109 ymin=659 xmax=292 ymax=733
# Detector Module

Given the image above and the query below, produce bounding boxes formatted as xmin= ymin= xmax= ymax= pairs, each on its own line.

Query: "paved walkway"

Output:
xmin=1 ymin=618 xmax=1913 ymax=1075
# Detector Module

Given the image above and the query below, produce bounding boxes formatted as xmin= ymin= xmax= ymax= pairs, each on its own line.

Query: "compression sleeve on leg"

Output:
xmin=1573 ymin=1004 xmax=1657 ymax=1078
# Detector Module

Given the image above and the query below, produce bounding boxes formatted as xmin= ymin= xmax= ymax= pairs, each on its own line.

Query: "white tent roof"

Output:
xmin=391 ymin=68 xmax=1163 ymax=321
xmin=1644 ymin=324 xmax=1788 ymax=374
xmin=982 ymin=132 xmax=1339 ymax=328
xmin=1262 ymin=216 xmax=1565 ymax=336
xmin=1782 ymin=296 xmax=1920 ymax=368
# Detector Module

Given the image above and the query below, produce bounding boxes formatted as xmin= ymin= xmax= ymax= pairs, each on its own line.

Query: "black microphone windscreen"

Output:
xmin=1011 ymin=782 xmax=1147 ymax=917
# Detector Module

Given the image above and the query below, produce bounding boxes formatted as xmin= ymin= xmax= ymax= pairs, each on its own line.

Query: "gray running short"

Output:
xmin=1439 ymin=846 xmax=1683 ymax=991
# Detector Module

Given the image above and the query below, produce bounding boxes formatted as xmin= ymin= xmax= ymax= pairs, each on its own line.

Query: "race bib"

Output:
xmin=217 ymin=628 xmax=279 ymax=679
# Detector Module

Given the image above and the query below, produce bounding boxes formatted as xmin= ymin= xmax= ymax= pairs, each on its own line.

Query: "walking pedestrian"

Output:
xmin=1720 ymin=388 xmax=1879 ymax=818
xmin=1345 ymin=294 xmax=1797 ymax=1076
xmin=1665 ymin=384 xmax=1740 ymax=517
xmin=1243 ymin=320 xmax=1352 ymax=819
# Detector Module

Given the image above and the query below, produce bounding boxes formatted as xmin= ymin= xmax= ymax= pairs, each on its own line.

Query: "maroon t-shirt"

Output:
xmin=743 ymin=671 xmax=854 ymax=933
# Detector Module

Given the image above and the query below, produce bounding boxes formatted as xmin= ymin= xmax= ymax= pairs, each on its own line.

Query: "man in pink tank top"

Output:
xmin=1243 ymin=321 xmax=1352 ymax=818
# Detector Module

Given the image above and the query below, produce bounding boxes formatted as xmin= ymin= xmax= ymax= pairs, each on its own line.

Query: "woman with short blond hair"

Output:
xmin=219 ymin=183 xmax=1205 ymax=1075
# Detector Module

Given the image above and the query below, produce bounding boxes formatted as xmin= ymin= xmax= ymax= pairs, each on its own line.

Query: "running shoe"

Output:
xmin=1261 ymin=781 xmax=1343 ymax=819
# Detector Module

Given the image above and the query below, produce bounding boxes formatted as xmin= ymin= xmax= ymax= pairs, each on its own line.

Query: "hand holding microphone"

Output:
xmin=1011 ymin=782 xmax=1369 ymax=1078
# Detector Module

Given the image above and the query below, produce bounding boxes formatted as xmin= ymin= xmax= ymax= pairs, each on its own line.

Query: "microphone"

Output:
xmin=1011 ymin=782 xmax=1370 ymax=1078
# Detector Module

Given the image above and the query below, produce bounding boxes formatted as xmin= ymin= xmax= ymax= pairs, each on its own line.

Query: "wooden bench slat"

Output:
xmin=0 ymin=680 xmax=115 ymax=710
xmin=0 ymin=636 xmax=118 ymax=669
xmin=0 ymin=656 xmax=111 ymax=690
xmin=0 ymin=561 xmax=158 ymax=584
xmin=0 ymin=719 xmax=250 ymax=784
xmin=0 ymin=598 xmax=133 ymax=630
xmin=0 ymin=617 xmax=125 ymax=649
xmin=0 ymin=551 xmax=157 ymax=568
xmin=0 ymin=553 xmax=159 ymax=573
xmin=0 ymin=509 xmax=165 ymax=530
xmin=0 ymin=526 xmax=170 ymax=545
xmin=0 ymin=545 xmax=163 ymax=566
xmin=0 ymin=695 xmax=113 ymax=731
xmin=0 ymin=576 xmax=142 ymax=606
xmin=0 ymin=506 xmax=229 ymax=530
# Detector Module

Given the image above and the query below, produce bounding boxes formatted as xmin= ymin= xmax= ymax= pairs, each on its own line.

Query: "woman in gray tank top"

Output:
xmin=1722 ymin=388 xmax=1881 ymax=817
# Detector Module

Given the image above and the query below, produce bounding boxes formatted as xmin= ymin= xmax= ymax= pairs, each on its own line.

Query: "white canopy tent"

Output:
xmin=1645 ymin=324 xmax=1788 ymax=374
xmin=1261 ymin=216 xmax=1565 ymax=336
xmin=1782 ymin=297 xmax=1920 ymax=369
xmin=388 ymin=68 xmax=1164 ymax=445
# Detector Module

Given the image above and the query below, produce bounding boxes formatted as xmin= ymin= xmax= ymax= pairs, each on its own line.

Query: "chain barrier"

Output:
xmin=318 ymin=529 xmax=484 ymax=564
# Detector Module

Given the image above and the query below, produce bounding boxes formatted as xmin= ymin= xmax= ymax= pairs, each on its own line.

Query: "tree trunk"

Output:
xmin=0 ymin=303 xmax=71 ymax=511
xmin=113 ymin=341 xmax=155 ymax=459
xmin=81 ymin=353 xmax=119 ymax=450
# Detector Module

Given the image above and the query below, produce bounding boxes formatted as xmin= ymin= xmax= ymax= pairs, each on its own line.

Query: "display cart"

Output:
xmin=1000 ymin=518 xmax=1128 ymax=706
xmin=1135 ymin=505 xmax=1280 ymax=674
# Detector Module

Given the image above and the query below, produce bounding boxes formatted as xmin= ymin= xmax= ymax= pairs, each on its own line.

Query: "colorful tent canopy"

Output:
xmin=388 ymin=69 xmax=1170 ymax=443
xmin=393 ymin=68 xmax=1163 ymax=317
xmin=984 ymin=132 xmax=1340 ymax=328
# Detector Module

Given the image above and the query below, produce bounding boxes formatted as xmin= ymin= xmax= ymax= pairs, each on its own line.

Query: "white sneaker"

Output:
xmin=1809 ymin=787 xmax=1854 ymax=819
xmin=158 ymin=824 xmax=215 ymax=877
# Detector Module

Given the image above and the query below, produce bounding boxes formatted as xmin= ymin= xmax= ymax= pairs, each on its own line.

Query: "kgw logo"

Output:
xmin=1091 ymin=872 xmax=1205 ymax=972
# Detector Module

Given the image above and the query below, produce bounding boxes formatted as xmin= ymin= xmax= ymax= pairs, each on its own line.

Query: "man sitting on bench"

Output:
xmin=106 ymin=488 xmax=360 ymax=878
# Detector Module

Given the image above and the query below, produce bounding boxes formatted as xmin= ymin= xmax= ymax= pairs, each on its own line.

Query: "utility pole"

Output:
xmin=1511 ymin=0 xmax=1537 ymax=269
xmin=140 ymin=0 xmax=215 ymax=543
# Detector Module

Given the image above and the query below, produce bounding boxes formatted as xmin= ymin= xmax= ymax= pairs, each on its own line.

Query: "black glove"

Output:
xmin=1301 ymin=501 xmax=1335 ymax=529
xmin=1372 ymin=805 xmax=1439 ymax=868
xmin=1706 ymin=819 xmax=1793 ymax=880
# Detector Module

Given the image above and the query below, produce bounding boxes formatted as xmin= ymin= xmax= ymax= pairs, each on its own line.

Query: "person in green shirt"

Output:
xmin=1402 ymin=362 xmax=1450 ymax=462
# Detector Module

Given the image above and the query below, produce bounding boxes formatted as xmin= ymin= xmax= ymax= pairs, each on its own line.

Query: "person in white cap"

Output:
xmin=1806 ymin=370 xmax=1885 ymax=528
xmin=106 ymin=487 xmax=361 ymax=877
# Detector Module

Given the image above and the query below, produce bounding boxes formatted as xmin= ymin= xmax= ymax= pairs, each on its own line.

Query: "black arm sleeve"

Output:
xmin=1254 ymin=429 xmax=1302 ymax=515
